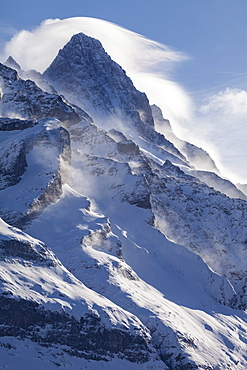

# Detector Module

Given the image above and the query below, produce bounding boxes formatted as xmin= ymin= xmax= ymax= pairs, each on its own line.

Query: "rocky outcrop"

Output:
xmin=0 ymin=140 xmax=27 ymax=190
xmin=0 ymin=239 xmax=55 ymax=266
xmin=0 ymin=117 xmax=35 ymax=131
xmin=0 ymin=119 xmax=71 ymax=228
xmin=0 ymin=296 xmax=151 ymax=363
xmin=0 ymin=63 xmax=81 ymax=126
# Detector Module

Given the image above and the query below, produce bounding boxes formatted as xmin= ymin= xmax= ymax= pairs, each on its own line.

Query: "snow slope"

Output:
xmin=27 ymin=183 xmax=247 ymax=369
xmin=0 ymin=217 xmax=161 ymax=365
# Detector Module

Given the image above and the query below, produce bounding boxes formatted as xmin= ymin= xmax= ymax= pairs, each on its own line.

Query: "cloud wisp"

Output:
xmin=195 ymin=88 xmax=247 ymax=183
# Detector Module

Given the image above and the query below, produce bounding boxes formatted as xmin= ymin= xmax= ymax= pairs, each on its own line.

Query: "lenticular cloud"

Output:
xmin=3 ymin=17 xmax=187 ymax=74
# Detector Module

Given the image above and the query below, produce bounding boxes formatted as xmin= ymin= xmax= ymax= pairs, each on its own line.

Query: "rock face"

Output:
xmin=43 ymin=33 xmax=187 ymax=163
xmin=0 ymin=295 xmax=152 ymax=364
xmin=0 ymin=138 xmax=27 ymax=190
xmin=0 ymin=34 xmax=247 ymax=369
xmin=0 ymin=116 xmax=71 ymax=228
xmin=43 ymin=33 xmax=154 ymax=125
xmin=0 ymin=63 xmax=81 ymax=126
xmin=0 ymin=117 xmax=35 ymax=131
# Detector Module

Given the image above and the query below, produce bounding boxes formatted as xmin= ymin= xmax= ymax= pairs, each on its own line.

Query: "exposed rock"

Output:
xmin=43 ymin=33 xmax=188 ymax=163
xmin=0 ymin=117 xmax=35 ymax=131
xmin=0 ymin=63 xmax=81 ymax=126
xmin=108 ymin=128 xmax=127 ymax=142
xmin=0 ymin=296 xmax=151 ymax=363
xmin=122 ymin=174 xmax=151 ymax=209
xmin=0 ymin=239 xmax=55 ymax=266
xmin=4 ymin=56 xmax=21 ymax=71
xmin=187 ymin=169 xmax=247 ymax=201
xmin=0 ymin=140 xmax=27 ymax=190
xmin=0 ymin=119 xmax=71 ymax=228
xmin=149 ymin=160 xmax=247 ymax=307
xmin=117 ymin=140 xmax=140 ymax=156
xmin=43 ymin=33 xmax=154 ymax=128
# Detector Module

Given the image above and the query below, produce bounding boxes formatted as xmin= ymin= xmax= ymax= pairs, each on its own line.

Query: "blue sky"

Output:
xmin=0 ymin=0 xmax=247 ymax=183
xmin=0 ymin=0 xmax=246 ymax=93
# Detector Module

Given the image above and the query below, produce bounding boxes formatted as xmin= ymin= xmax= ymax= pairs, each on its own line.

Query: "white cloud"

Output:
xmin=182 ymin=88 xmax=247 ymax=183
xmin=199 ymin=88 xmax=247 ymax=117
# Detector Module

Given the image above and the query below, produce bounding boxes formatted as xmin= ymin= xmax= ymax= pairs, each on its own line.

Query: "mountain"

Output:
xmin=43 ymin=33 xmax=187 ymax=165
xmin=0 ymin=32 xmax=246 ymax=369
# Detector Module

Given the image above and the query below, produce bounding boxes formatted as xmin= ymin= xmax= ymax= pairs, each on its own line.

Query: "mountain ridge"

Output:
xmin=0 ymin=32 xmax=246 ymax=369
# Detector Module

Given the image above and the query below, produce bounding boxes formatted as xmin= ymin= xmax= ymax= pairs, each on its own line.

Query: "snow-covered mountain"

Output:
xmin=0 ymin=32 xmax=246 ymax=369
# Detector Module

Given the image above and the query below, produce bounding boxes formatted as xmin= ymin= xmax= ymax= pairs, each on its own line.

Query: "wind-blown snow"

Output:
xmin=2 ymin=17 xmax=186 ymax=75
xmin=2 ymin=17 xmax=246 ymax=184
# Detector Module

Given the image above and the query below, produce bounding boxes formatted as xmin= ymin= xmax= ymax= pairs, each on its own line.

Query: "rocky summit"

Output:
xmin=0 ymin=32 xmax=246 ymax=369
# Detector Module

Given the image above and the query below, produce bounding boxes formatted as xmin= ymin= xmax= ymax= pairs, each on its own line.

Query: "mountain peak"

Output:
xmin=57 ymin=32 xmax=108 ymax=68
xmin=4 ymin=56 xmax=21 ymax=71
xmin=66 ymin=32 xmax=104 ymax=51
xmin=43 ymin=32 xmax=154 ymax=130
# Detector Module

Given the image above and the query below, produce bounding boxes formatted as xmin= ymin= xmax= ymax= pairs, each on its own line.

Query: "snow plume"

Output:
xmin=2 ymin=17 xmax=190 ymax=124
xmin=2 ymin=17 xmax=187 ymax=74
xmin=2 ymin=17 xmax=247 ymax=183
